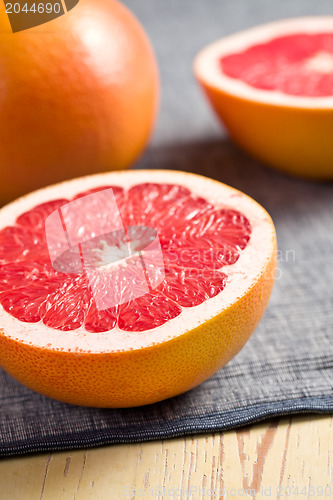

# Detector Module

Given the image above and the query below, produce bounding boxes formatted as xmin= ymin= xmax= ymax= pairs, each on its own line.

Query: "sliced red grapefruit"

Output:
xmin=0 ymin=170 xmax=276 ymax=407
xmin=194 ymin=17 xmax=333 ymax=179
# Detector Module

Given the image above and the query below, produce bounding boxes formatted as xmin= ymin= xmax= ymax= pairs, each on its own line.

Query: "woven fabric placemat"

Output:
xmin=0 ymin=0 xmax=333 ymax=457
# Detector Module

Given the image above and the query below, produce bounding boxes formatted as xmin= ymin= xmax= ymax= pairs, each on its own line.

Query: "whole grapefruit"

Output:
xmin=0 ymin=0 xmax=159 ymax=203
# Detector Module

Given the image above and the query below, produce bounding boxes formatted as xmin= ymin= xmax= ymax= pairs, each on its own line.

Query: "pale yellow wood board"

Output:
xmin=0 ymin=415 xmax=332 ymax=499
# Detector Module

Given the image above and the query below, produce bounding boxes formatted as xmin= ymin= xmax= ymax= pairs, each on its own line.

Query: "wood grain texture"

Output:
xmin=0 ymin=415 xmax=332 ymax=500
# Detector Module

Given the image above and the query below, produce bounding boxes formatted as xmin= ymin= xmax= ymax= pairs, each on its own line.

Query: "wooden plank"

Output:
xmin=0 ymin=415 xmax=332 ymax=499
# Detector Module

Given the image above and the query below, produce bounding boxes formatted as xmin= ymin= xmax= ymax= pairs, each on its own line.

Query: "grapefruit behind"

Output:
xmin=194 ymin=17 xmax=333 ymax=179
xmin=0 ymin=0 xmax=159 ymax=203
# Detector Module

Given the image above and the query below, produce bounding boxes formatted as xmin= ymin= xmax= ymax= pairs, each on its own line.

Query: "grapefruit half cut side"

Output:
xmin=194 ymin=17 xmax=333 ymax=179
xmin=0 ymin=170 xmax=277 ymax=407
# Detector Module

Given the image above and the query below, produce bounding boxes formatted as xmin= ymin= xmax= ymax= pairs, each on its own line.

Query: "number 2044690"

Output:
xmin=276 ymin=485 xmax=331 ymax=496
xmin=6 ymin=3 xmax=61 ymax=14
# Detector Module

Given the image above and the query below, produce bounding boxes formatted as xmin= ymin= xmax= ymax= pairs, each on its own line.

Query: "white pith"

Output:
xmin=194 ymin=16 xmax=333 ymax=109
xmin=0 ymin=170 xmax=276 ymax=353
xmin=304 ymin=51 xmax=333 ymax=73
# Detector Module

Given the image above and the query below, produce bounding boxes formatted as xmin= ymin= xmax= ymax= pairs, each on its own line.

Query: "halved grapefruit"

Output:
xmin=0 ymin=170 xmax=276 ymax=407
xmin=194 ymin=17 xmax=333 ymax=179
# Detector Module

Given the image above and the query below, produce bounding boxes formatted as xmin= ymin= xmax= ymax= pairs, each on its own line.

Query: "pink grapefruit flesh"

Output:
xmin=220 ymin=33 xmax=333 ymax=97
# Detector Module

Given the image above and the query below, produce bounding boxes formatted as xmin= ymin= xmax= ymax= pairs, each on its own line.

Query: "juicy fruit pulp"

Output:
xmin=0 ymin=183 xmax=251 ymax=333
xmin=220 ymin=33 xmax=333 ymax=97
